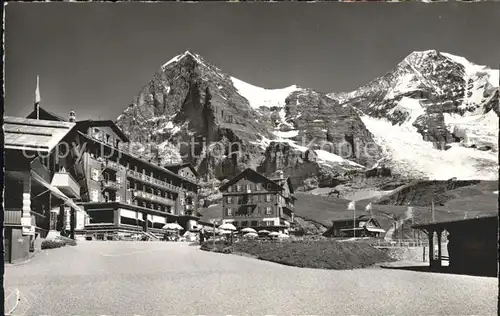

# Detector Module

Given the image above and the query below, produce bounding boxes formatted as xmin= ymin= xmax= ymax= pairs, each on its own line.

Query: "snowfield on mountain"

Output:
xmin=115 ymin=50 xmax=498 ymax=185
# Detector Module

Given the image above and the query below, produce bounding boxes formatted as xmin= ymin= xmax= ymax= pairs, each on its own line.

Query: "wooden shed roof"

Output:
xmin=4 ymin=116 xmax=75 ymax=152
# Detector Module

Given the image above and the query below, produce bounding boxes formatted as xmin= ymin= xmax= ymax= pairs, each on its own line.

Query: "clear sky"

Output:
xmin=5 ymin=2 xmax=500 ymax=120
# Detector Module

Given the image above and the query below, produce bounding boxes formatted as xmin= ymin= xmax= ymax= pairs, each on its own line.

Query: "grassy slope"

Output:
xmin=293 ymin=192 xmax=495 ymax=232
xmin=370 ymin=180 xmax=498 ymax=210
xmin=199 ymin=181 xmax=498 ymax=234
xmin=202 ymin=239 xmax=394 ymax=270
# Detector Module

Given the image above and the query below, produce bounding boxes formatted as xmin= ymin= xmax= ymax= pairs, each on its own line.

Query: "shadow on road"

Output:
xmin=381 ymin=265 xmax=498 ymax=278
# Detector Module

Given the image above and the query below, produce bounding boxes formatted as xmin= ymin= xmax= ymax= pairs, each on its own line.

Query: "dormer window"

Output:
xmin=92 ymin=128 xmax=101 ymax=140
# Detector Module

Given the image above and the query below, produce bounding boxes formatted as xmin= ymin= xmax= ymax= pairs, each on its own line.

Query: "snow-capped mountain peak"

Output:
xmin=329 ymin=50 xmax=499 ymax=180
xmin=231 ymin=76 xmax=301 ymax=109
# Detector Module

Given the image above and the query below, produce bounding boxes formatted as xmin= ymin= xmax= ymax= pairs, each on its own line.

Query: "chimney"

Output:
xmin=69 ymin=111 xmax=76 ymax=122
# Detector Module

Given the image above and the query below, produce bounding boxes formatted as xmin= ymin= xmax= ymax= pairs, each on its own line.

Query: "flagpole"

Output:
xmin=35 ymin=75 xmax=40 ymax=119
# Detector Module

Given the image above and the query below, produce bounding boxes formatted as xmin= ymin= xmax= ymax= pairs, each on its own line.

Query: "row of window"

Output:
xmin=225 ymin=194 xmax=273 ymax=204
xmin=91 ymin=168 xmax=179 ymax=200
xmin=232 ymin=220 xmax=275 ymax=227
xmin=89 ymin=188 xmax=174 ymax=213
xmin=89 ymin=158 xmax=191 ymax=190
xmin=227 ymin=182 xmax=273 ymax=193
xmin=226 ymin=206 xmax=273 ymax=216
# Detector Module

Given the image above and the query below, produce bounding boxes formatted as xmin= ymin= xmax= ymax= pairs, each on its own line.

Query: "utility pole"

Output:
xmin=431 ymin=200 xmax=435 ymax=223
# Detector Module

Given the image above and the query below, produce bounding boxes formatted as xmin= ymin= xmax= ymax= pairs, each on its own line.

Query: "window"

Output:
xmin=256 ymin=183 xmax=262 ymax=191
xmin=251 ymin=221 xmax=258 ymax=227
xmin=247 ymin=206 xmax=253 ymax=214
xmin=246 ymin=184 xmax=252 ymax=192
xmin=226 ymin=196 xmax=233 ymax=204
xmin=116 ymin=175 xmax=121 ymax=184
xmin=91 ymin=168 xmax=99 ymax=181
xmin=227 ymin=186 xmax=233 ymax=193
xmin=266 ymin=194 xmax=272 ymax=202
xmin=127 ymin=180 xmax=131 ymax=190
xmin=241 ymin=221 xmax=248 ymax=227
xmin=104 ymin=192 xmax=110 ymax=203
xmin=236 ymin=184 xmax=242 ymax=192
xmin=92 ymin=128 xmax=101 ymax=139
xmin=265 ymin=206 xmax=273 ymax=215
xmin=116 ymin=193 xmax=121 ymax=203
xmin=226 ymin=208 xmax=233 ymax=216
xmin=265 ymin=221 xmax=274 ymax=226
xmin=267 ymin=183 xmax=272 ymax=190
xmin=90 ymin=189 xmax=99 ymax=202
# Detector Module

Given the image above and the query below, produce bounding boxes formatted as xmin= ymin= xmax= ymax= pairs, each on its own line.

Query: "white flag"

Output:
xmin=347 ymin=200 xmax=355 ymax=211
xmin=35 ymin=75 xmax=41 ymax=104
xmin=365 ymin=202 xmax=372 ymax=212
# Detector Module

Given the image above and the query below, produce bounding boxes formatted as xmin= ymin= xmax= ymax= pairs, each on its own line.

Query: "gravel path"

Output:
xmin=4 ymin=241 xmax=497 ymax=315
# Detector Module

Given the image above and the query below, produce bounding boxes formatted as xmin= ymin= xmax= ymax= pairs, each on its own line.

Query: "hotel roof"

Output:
xmin=4 ymin=116 xmax=75 ymax=152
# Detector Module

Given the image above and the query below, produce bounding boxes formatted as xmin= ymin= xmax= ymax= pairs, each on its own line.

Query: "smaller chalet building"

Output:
xmin=219 ymin=169 xmax=296 ymax=233
xmin=326 ymin=215 xmax=385 ymax=238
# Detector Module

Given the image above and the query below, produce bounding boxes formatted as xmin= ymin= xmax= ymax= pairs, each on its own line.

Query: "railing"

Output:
xmin=4 ymin=209 xmax=22 ymax=225
xmin=373 ymin=239 xmax=427 ymax=248
xmin=127 ymin=170 xmax=181 ymax=193
xmin=134 ymin=190 xmax=176 ymax=206
xmin=102 ymin=160 xmax=121 ymax=171
xmin=102 ymin=180 xmax=120 ymax=190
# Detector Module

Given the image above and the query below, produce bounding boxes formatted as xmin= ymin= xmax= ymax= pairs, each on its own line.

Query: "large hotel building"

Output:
xmin=4 ymin=104 xmax=200 ymax=262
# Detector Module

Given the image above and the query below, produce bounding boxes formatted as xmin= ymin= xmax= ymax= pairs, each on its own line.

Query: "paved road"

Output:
xmin=4 ymin=241 xmax=498 ymax=315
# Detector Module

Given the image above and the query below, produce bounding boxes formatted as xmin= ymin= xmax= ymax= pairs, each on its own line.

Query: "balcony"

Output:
xmin=51 ymin=172 xmax=80 ymax=199
xmin=134 ymin=190 xmax=175 ymax=206
xmin=101 ymin=160 xmax=121 ymax=172
xmin=127 ymin=170 xmax=181 ymax=193
xmin=102 ymin=180 xmax=120 ymax=191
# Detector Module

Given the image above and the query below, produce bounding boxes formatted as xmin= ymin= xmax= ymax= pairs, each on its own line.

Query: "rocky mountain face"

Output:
xmin=117 ymin=52 xmax=273 ymax=180
xmin=117 ymin=51 xmax=374 ymax=186
xmin=116 ymin=50 xmax=499 ymax=189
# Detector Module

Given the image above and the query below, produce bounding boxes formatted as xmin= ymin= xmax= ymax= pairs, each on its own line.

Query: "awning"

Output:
xmin=120 ymin=209 xmax=139 ymax=220
xmin=366 ymin=227 xmax=386 ymax=233
xmin=152 ymin=215 xmax=166 ymax=224
xmin=31 ymin=170 xmax=90 ymax=218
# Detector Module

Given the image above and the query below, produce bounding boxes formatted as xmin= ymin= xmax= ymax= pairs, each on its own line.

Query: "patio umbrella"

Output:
xmin=258 ymin=230 xmax=271 ymax=235
xmin=162 ymin=223 xmax=183 ymax=231
xmin=219 ymin=223 xmax=237 ymax=231
xmin=268 ymin=232 xmax=280 ymax=237
xmin=219 ymin=230 xmax=232 ymax=235
xmin=240 ymin=227 xmax=257 ymax=234
xmin=278 ymin=233 xmax=290 ymax=238
xmin=243 ymin=232 xmax=258 ymax=238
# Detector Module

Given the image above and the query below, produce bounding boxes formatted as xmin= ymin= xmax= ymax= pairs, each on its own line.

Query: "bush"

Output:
xmin=200 ymin=240 xmax=233 ymax=253
xmin=41 ymin=240 xmax=66 ymax=250
xmin=55 ymin=236 xmax=77 ymax=246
